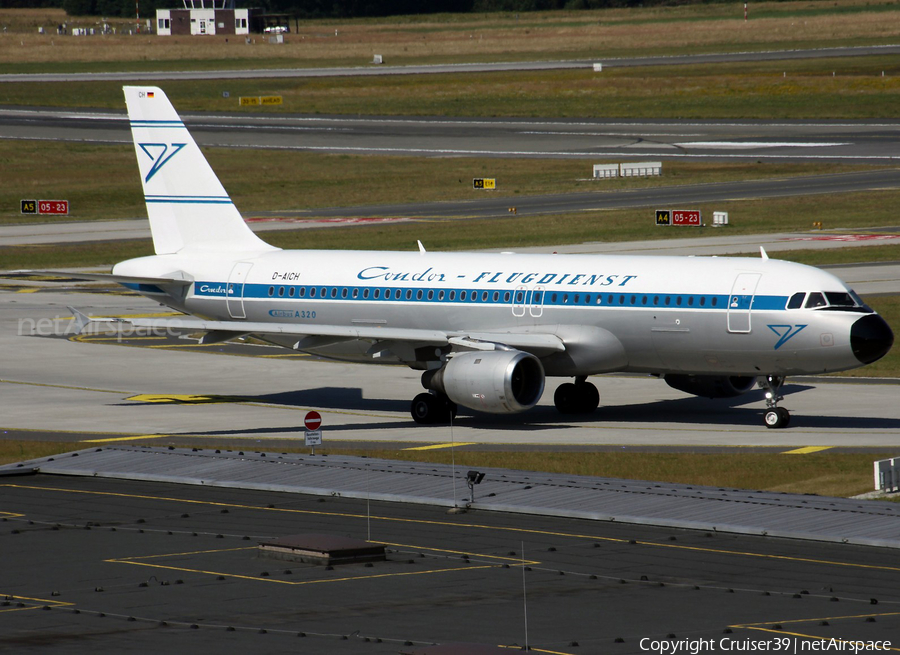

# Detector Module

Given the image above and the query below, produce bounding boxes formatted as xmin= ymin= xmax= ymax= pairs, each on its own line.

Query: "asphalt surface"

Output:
xmin=2 ymin=473 xmax=899 ymax=654
xmin=2 ymin=105 xmax=899 ymax=163
xmin=2 ymin=44 xmax=899 ymax=82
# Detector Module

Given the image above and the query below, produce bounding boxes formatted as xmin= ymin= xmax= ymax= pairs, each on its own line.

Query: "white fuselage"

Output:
xmin=115 ymin=248 xmax=870 ymax=378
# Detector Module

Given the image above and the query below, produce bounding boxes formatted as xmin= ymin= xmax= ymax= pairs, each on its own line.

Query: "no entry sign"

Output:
xmin=304 ymin=411 xmax=322 ymax=431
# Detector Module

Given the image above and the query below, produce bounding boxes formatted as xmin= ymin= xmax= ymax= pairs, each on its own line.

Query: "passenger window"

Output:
xmin=787 ymin=292 xmax=805 ymax=309
xmin=805 ymin=292 xmax=826 ymax=308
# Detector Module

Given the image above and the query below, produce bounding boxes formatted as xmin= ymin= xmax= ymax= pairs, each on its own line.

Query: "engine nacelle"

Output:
xmin=422 ymin=350 xmax=545 ymax=414
xmin=664 ymin=374 xmax=757 ymax=399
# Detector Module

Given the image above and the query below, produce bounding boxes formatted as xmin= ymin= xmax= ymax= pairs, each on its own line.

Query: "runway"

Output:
xmin=2 ymin=105 xmax=899 ymax=163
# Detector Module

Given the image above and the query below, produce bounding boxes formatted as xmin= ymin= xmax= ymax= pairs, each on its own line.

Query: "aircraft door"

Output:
xmin=512 ymin=285 xmax=527 ymax=317
xmin=226 ymin=262 xmax=253 ymax=319
xmin=529 ymin=286 xmax=545 ymax=317
xmin=727 ymin=273 xmax=761 ymax=333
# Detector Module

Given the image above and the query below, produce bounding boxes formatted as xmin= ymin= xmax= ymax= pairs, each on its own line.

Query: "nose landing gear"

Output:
xmin=760 ymin=376 xmax=790 ymax=429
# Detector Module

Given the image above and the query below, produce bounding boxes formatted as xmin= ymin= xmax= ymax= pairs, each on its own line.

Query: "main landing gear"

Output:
xmin=554 ymin=376 xmax=600 ymax=414
xmin=411 ymin=392 xmax=457 ymax=425
xmin=760 ymin=375 xmax=790 ymax=429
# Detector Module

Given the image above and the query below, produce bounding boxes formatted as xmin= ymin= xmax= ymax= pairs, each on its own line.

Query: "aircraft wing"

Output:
xmin=70 ymin=311 xmax=565 ymax=355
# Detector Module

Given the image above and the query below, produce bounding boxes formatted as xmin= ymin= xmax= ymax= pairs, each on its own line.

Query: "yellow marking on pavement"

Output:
xmin=0 ymin=512 xmax=24 ymax=518
xmin=126 ymin=393 xmax=242 ymax=404
xmin=781 ymin=446 xmax=832 ymax=454
xmin=736 ymin=610 xmax=900 ymax=628
xmin=732 ymin=612 xmax=900 ymax=651
xmin=15 ymin=288 xmax=39 ymax=293
xmin=81 ymin=434 xmax=170 ymax=444
xmin=0 ymin=378 xmax=127 ymax=395
xmin=81 ymin=336 xmax=169 ymax=342
xmin=147 ymin=343 xmax=220 ymax=349
xmin=115 ymin=546 xmax=254 ymax=560
xmin=403 ymin=443 xmax=477 ymax=451
xmin=0 ymin=593 xmax=72 ymax=612
xmin=500 ymin=647 xmax=574 ymax=655
xmin=8 ymin=483 xmax=900 ymax=574
xmin=375 ymin=541 xmax=539 ymax=565
xmin=107 ymin=545 xmax=498 ymax=586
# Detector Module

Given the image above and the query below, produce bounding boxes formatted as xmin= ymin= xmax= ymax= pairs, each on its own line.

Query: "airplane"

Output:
xmin=53 ymin=86 xmax=893 ymax=429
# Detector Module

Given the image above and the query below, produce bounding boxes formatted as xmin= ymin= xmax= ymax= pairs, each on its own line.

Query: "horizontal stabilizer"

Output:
xmin=22 ymin=270 xmax=193 ymax=287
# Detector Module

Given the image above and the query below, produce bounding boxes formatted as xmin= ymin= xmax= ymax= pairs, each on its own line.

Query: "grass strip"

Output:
xmin=0 ymin=139 xmax=880 ymax=224
xmin=1 ymin=56 xmax=899 ymax=119
xmin=3 ymin=2 xmax=900 ymax=74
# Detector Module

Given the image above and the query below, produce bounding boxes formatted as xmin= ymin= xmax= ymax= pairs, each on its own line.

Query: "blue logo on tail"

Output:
xmin=139 ymin=143 xmax=186 ymax=182
xmin=768 ymin=324 xmax=807 ymax=350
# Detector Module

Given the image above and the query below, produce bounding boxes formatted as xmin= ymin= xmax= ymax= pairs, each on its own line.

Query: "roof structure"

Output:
xmin=3 ymin=446 xmax=899 ymax=549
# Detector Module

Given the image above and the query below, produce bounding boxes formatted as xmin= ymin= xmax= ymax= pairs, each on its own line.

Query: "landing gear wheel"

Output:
xmin=580 ymin=382 xmax=600 ymax=413
xmin=554 ymin=383 xmax=579 ymax=414
xmin=554 ymin=381 xmax=600 ymax=414
xmin=411 ymin=393 xmax=457 ymax=425
xmin=764 ymin=407 xmax=791 ymax=429
xmin=760 ymin=375 xmax=790 ymax=429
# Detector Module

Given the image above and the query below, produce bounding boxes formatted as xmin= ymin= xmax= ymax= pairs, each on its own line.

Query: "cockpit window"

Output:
xmin=787 ymin=292 xmax=805 ymax=309
xmin=849 ymin=290 xmax=872 ymax=311
xmin=825 ymin=292 xmax=855 ymax=307
xmin=805 ymin=292 xmax=826 ymax=309
xmin=792 ymin=289 xmax=872 ymax=312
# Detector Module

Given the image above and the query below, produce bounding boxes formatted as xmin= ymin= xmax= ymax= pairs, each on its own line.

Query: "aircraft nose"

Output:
xmin=851 ymin=313 xmax=894 ymax=365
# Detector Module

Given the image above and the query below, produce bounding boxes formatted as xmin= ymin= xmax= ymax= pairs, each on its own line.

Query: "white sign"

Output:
xmin=304 ymin=430 xmax=322 ymax=446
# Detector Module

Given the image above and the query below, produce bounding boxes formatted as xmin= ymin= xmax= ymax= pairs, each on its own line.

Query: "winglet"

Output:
xmin=760 ymin=246 xmax=769 ymax=260
xmin=417 ymin=240 xmax=427 ymax=254
xmin=67 ymin=306 xmax=91 ymax=334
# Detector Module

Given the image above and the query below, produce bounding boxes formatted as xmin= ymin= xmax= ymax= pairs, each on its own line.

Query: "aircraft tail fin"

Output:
xmin=123 ymin=86 xmax=276 ymax=255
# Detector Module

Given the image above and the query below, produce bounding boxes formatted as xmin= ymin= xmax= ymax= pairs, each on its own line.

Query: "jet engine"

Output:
xmin=422 ymin=350 xmax=545 ymax=414
xmin=664 ymin=374 xmax=757 ymax=399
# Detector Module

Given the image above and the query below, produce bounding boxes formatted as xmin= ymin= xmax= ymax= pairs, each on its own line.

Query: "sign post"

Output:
xmin=304 ymin=411 xmax=323 ymax=454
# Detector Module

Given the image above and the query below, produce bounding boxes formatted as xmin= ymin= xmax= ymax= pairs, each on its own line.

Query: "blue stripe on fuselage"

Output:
xmin=190 ymin=280 xmax=787 ymax=311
